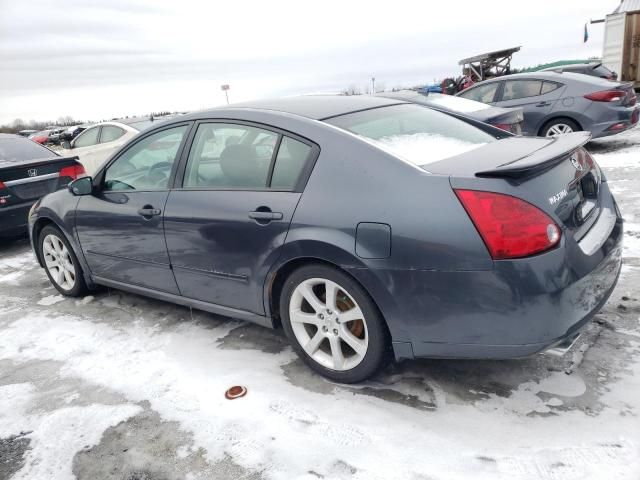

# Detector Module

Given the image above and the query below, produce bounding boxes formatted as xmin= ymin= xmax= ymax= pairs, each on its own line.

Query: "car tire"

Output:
xmin=39 ymin=224 xmax=88 ymax=297
xmin=540 ymin=118 xmax=580 ymax=137
xmin=280 ymin=264 xmax=390 ymax=383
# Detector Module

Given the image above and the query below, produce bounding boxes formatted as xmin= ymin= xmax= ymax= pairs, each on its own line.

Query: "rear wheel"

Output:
xmin=39 ymin=225 xmax=88 ymax=297
xmin=540 ymin=118 xmax=580 ymax=137
xmin=280 ymin=264 xmax=389 ymax=383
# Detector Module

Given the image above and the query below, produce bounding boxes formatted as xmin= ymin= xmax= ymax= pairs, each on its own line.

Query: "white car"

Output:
xmin=60 ymin=118 xmax=156 ymax=174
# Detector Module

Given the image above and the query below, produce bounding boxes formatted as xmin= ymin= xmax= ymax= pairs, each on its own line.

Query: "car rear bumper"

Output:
xmin=368 ymin=191 xmax=623 ymax=360
xmin=590 ymin=105 xmax=639 ymax=138
xmin=0 ymin=202 xmax=33 ymax=236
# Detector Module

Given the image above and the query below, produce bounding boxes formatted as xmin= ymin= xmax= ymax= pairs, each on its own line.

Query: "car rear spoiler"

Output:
xmin=475 ymin=131 xmax=591 ymax=178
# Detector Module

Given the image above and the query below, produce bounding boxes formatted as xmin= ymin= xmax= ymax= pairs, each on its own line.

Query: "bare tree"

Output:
xmin=341 ymin=84 xmax=361 ymax=96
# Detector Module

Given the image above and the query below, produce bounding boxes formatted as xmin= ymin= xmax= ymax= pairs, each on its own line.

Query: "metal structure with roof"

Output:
xmin=458 ymin=46 xmax=521 ymax=82
xmin=613 ymin=0 xmax=640 ymax=14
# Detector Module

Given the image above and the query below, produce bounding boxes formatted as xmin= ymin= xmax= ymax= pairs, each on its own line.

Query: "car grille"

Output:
xmin=9 ymin=178 xmax=59 ymax=200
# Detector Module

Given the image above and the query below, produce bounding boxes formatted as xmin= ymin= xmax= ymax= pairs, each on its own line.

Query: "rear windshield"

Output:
xmin=425 ymin=93 xmax=491 ymax=113
xmin=592 ymin=65 xmax=614 ymax=77
xmin=0 ymin=137 xmax=56 ymax=162
xmin=127 ymin=120 xmax=153 ymax=131
xmin=325 ymin=104 xmax=494 ymax=166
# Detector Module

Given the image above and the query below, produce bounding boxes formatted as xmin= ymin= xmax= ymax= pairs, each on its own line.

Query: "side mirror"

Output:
xmin=61 ymin=140 xmax=72 ymax=149
xmin=68 ymin=176 xmax=93 ymax=196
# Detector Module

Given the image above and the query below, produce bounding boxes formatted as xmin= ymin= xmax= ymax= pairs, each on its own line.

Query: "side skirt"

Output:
xmin=93 ymin=275 xmax=274 ymax=329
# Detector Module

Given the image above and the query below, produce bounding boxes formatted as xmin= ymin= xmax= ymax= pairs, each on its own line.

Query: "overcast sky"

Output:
xmin=0 ymin=0 xmax=611 ymax=125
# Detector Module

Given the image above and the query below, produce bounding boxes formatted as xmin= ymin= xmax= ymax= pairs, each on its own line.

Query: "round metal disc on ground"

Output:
xmin=225 ymin=386 xmax=247 ymax=399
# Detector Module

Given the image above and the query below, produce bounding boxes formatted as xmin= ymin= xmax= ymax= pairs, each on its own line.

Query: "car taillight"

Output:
xmin=59 ymin=164 xmax=86 ymax=180
xmin=0 ymin=181 xmax=5 ymax=189
xmin=584 ymin=90 xmax=627 ymax=102
xmin=454 ymin=189 xmax=561 ymax=260
xmin=491 ymin=123 xmax=511 ymax=132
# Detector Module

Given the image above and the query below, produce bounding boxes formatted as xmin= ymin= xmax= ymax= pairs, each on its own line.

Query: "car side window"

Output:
xmin=100 ymin=125 xmax=126 ymax=143
xmin=459 ymin=82 xmax=499 ymax=103
xmin=270 ymin=136 xmax=312 ymax=190
xmin=103 ymin=125 xmax=188 ymax=192
xmin=501 ymin=80 xmax=544 ymax=101
xmin=73 ymin=127 xmax=100 ymax=148
xmin=541 ymin=81 xmax=561 ymax=95
xmin=183 ymin=123 xmax=278 ymax=189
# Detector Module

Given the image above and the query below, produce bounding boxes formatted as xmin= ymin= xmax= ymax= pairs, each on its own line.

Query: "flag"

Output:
xmin=584 ymin=23 xmax=589 ymax=43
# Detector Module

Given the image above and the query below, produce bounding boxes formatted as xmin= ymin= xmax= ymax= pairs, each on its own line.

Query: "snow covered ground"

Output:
xmin=1 ymin=129 xmax=640 ymax=480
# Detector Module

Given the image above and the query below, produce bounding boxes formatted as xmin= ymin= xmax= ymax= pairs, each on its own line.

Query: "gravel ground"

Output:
xmin=1 ymin=130 xmax=639 ymax=480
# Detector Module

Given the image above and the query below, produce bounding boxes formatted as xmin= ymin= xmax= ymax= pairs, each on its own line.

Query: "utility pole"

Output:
xmin=371 ymin=77 xmax=375 ymax=93
xmin=220 ymin=84 xmax=230 ymax=104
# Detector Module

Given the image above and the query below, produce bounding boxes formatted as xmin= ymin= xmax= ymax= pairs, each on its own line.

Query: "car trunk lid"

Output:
xmin=426 ymin=132 xmax=604 ymax=241
xmin=0 ymin=156 xmax=82 ymax=204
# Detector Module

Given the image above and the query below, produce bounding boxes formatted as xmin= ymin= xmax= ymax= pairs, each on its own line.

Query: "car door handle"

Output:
xmin=536 ymin=102 xmax=551 ymax=107
xmin=138 ymin=206 xmax=161 ymax=218
xmin=248 ymin=210 xmax=283 ymax=221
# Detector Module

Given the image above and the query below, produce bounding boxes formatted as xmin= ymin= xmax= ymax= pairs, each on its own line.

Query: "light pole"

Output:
xmin=371 ymin=77 xmax=375 ymax=93
xmin=220 ymin=84 xmax=230 ymax=104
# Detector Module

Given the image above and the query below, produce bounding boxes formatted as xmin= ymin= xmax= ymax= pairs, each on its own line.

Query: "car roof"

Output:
xmin=181 ymin=95 xmax=405 ymax=122
xmin=474 ymin=71 xmax=614 ymax=85
xmin=544 ymin=62 xmax=601 ymax=70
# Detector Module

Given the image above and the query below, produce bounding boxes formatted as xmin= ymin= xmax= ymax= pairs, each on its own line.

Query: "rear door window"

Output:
xmin=541 ymin=81 xmax=562 ymax=95
xmin=183 ymin=123 xmax=314 ymax=191
xmin=182 ymin=123 xmax=277 ymax=189
xmin=270 ymin=137 xmax=312 ymax=190
xmin=501 ymin=80 xmax=544 ymax=101
xmin=100 ymin=125 xmax=126 ymax=143
xmin=458 ymin=82 xmax=499 ymax=103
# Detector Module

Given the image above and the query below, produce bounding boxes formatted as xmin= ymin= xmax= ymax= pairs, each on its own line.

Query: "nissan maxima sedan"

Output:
xmin=28 ymin=96 xmax=622 ymax=383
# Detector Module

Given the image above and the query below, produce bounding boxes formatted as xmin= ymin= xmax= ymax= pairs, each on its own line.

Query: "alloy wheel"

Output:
xmin=545 ymin=123 xmax=574 ymax=137
xmin=289 ymin=278 xmax=368 ymax=371
xmin=42 ymin=234 xmax=76 ymax=291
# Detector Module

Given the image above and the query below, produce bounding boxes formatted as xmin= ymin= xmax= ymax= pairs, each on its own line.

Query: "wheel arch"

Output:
xmin=32 ymin=217 xmax=58 ymax=267
xmin=31 ymin=213 xmax=95 ymax=289
xmin=264 ymin=242 xmax=409 ymax=345
xmin=538 ymin=115 xmax=583 ymax=136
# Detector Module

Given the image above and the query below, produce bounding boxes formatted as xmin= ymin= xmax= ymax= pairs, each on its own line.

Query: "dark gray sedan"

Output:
xmin=28 ymin=95 xmax=622 ymax=382
xmin=457 ymin=71 xmax=638 ymax=138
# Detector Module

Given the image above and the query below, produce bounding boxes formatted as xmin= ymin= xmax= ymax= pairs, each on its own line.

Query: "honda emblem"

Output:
xmin=27 ymin=168 xmax=38 ymax=177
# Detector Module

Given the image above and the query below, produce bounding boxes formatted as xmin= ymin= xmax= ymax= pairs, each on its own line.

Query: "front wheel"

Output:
xmin=280 ymin=264 xmax=389 ymax=383
xmin=39 ymin=225 xmax=88 ymax=297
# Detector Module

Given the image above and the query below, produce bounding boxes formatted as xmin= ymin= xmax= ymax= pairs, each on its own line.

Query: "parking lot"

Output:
xmin=1 ymin=128 xmax=640 ymax=479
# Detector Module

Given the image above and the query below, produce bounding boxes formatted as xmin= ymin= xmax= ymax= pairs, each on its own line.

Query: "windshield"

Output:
xmin=0 ymin=137 xmax=56 ymax=162
xmin=326 ymin=104 xmax=495 ymax=166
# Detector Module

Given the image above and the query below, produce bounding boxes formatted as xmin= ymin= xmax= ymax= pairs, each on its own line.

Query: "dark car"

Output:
xmin=376 ymin=90 xmax=524 ymax=134
xmin=28 ymin=96 xmax=622 ymax=383
xmin=61 ymin=125 xmax=88 ymax=142
xmin=0 ymin=134 xmax=86 ymax=237
xmin=541 ymin=62 xmax=618 ymax=81
xmin=457 ymin=71 xmax=638 ymax=138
